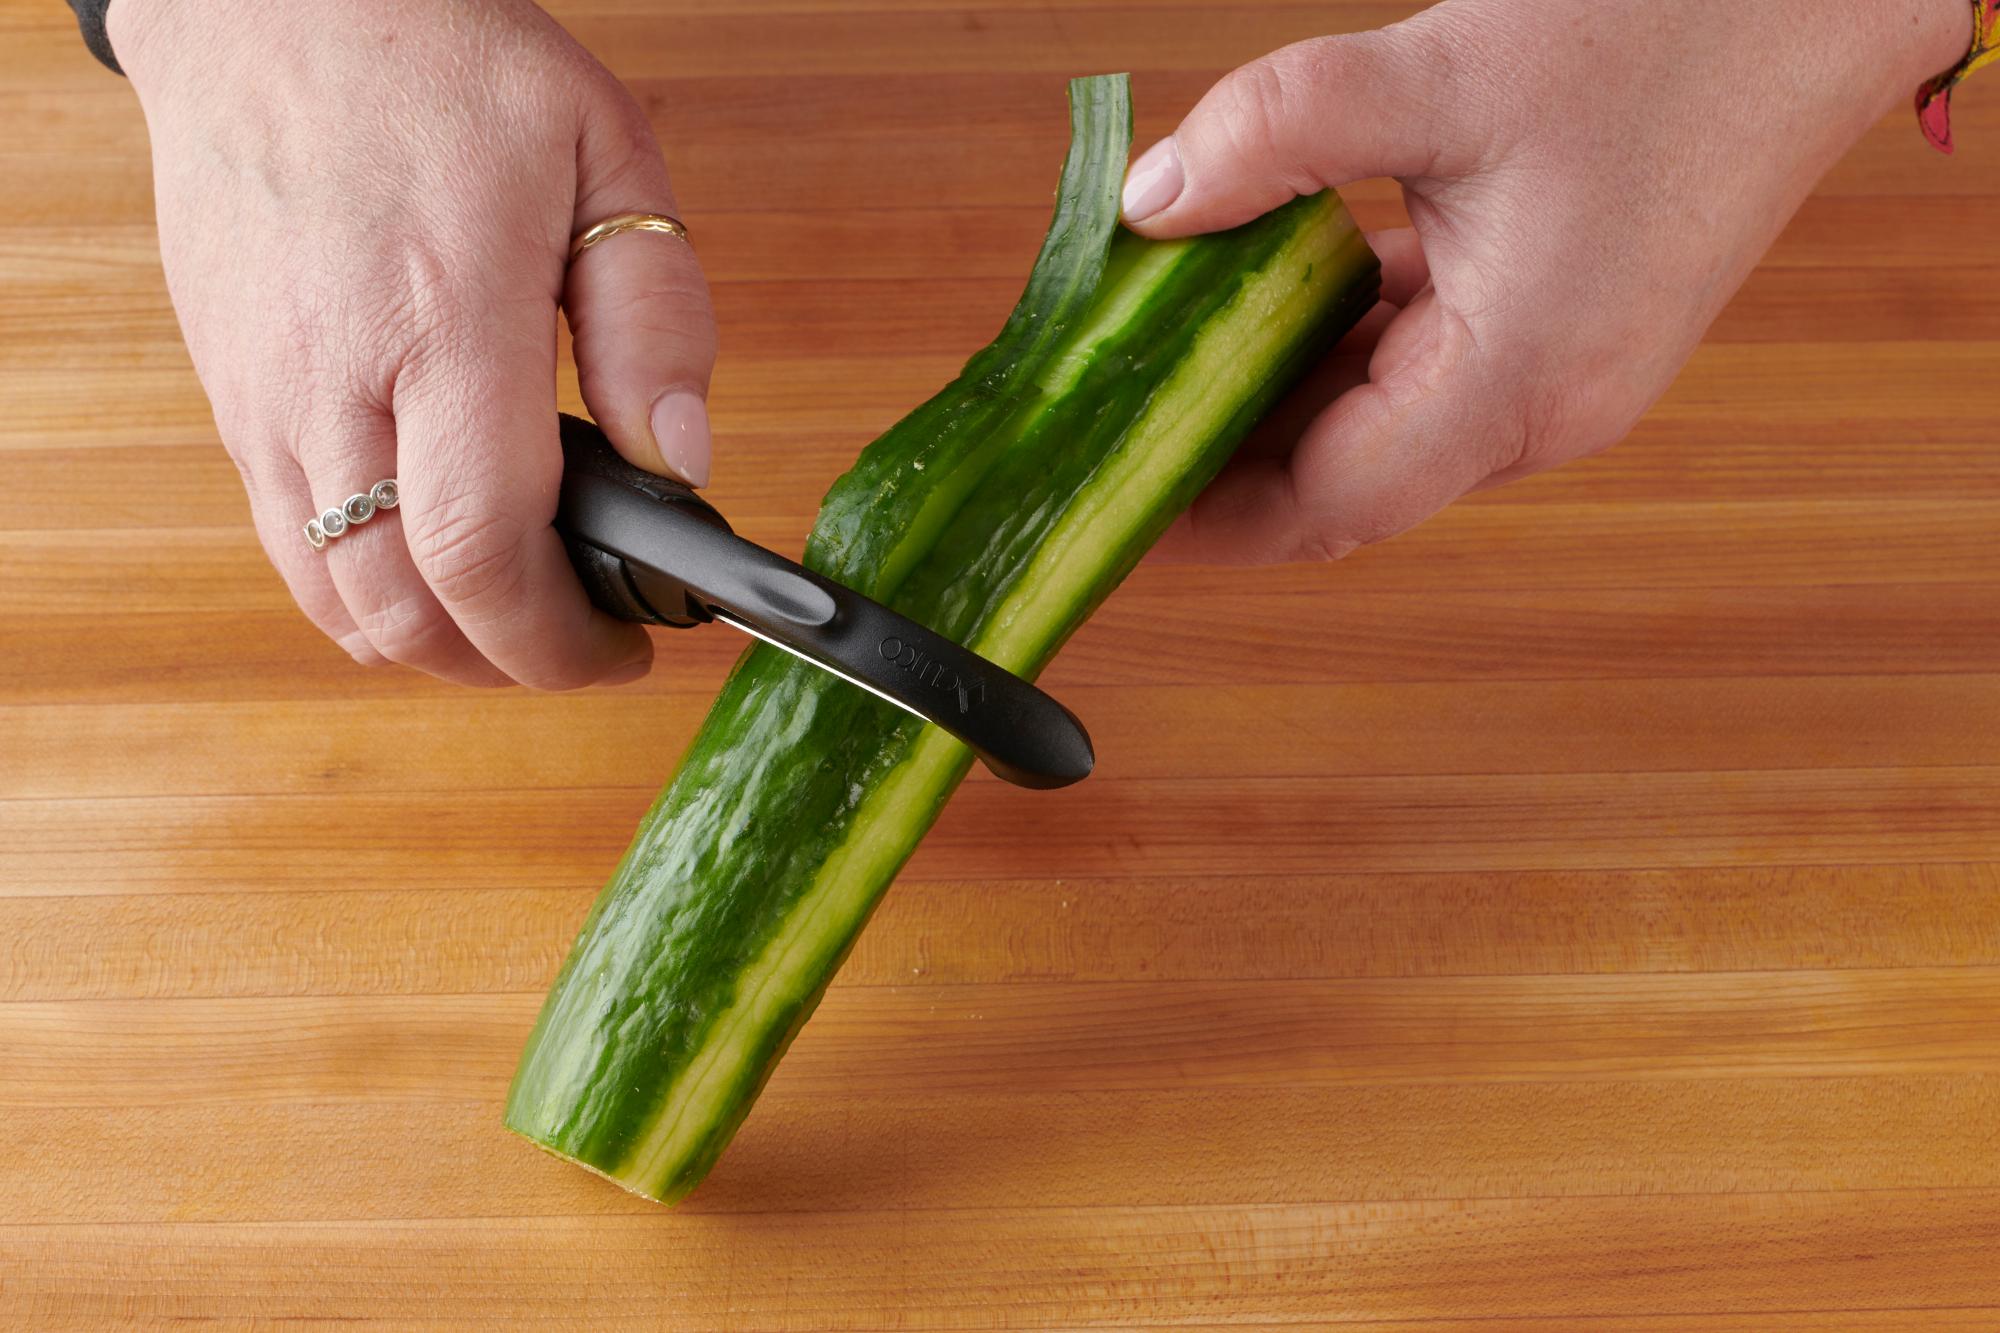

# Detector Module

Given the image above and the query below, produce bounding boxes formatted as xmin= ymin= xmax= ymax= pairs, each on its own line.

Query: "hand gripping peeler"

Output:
xmin=552 ymin=414 xmax=1094 ymax=789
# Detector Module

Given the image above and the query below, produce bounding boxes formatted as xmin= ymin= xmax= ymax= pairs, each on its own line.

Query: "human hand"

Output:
xmin=112 ymin=0 xmax=717 ymax=685
xmin=1125 ymin=0 xmax=1969 ymax=563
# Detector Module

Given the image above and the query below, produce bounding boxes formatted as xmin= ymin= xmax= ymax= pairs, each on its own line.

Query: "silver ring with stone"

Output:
xmin=304 ymin=478 xmax=399 ymax=550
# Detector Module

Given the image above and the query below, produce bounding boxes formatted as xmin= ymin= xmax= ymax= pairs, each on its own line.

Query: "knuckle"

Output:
xmin=1276 ymin=33 xmax=1361 ymax=90
xmin=1345 ymin=501 xmax=1422 ymax=552
xmin=1512 ymin=379 xmax=1588 ymax=470
xmin=404 ymin=499 xmax=533 ymax=612
xmin=216 ymin=426 xmax=264 ymax=498
xmin=521 ymin=657 xmax=606 ymax=694
xmin=260 ymin=288 xmax=376 ymax=422
xmin=579 ymin=83 xmax=671 ymax=203
xmin=1382 ymin=10 xmax=1460 ymax=89
xmin=263 ymin=554 xmax=380 ymax=665
xmin=1391 ymin=9 xmax=1530 ymax=159
xmin=288 ymin=411 xmax=389 ymax=483
xmin=603 ymin=79 xmax=661 ymax=150
xmin=335 ymin=630 xmax=390 ymax=668
xmin=1211 ymin=58 xmax=1294 ymax=166
xmin=1504 ymin=337 xmax=1636 ymax=475
xmin=1292 ymin=529 xmax=1359 ymax=564
xmin=278 ymin=578 xmax=357 ymax=647
xmin=574 ymin=267 xmax=714 ymax=346
xmin=384 ymin=246 xmax=463 ymax=348
xmin=1205 ymin=37 xmax=1358 ymax=189
xmin=355 ymin=593 xmax=459 ymax=668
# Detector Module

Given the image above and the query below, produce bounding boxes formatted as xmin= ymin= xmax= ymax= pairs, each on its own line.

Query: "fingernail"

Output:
xmin=1122 ymin=137 xmax=1184 ymax=223
xmin=601 ymin=657 xmax=651 ymax=687
xmin=649 ymin=389 xmax=712 ymax=488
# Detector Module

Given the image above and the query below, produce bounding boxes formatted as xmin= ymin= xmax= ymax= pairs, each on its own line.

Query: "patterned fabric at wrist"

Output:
xmin=1918 ymin=0 xmax=2000 ymax=153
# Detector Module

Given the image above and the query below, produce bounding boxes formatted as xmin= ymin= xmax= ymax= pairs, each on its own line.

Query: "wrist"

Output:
xmin=1773 ymin=0 xmax=1978 ymax=146
xmin=1880 ymin=0 xmax=1977 ymax=100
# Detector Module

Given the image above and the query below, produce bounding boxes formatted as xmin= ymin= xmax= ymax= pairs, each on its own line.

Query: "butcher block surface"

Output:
xmin=4 ymin=0 xmax=1999 ymax=1326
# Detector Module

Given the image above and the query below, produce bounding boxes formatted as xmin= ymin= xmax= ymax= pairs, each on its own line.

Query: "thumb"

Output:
xmin=1122 ymin=30 xmax=1457 ymax=238
xmin=565 ymin=94 xmax=720 ymax=485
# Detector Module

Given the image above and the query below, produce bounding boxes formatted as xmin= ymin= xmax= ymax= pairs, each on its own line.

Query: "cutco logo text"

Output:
xmin=879 ymin=636 xmax=985 ymax=715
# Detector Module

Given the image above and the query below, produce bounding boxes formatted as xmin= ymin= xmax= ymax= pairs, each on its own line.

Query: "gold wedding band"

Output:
xmin=570 ymin=212 xmax=689 ymax=260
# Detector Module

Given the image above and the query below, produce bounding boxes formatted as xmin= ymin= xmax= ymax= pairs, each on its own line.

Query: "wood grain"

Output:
xmin=3 ymin=0 xmax=1998 ymax=1326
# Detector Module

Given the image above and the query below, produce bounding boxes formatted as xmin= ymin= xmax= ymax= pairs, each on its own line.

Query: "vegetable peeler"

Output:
xmin=552 ymin=413 xmax=1094 ymax=789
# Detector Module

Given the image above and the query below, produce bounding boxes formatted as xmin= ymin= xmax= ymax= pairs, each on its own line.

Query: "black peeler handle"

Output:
xmin=552 ymin=414 xmax=1094 ymax=790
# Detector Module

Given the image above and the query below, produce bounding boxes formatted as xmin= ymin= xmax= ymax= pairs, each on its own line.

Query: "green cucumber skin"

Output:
xmin=505 ymin=75 xmax=1380 ymax=1202
xmin=807 ymin=73 xmax=1131 ymax=600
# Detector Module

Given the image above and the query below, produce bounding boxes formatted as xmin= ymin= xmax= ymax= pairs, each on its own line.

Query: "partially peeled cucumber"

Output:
xmin=506 ymin=72 xmax=1381 ymax=1203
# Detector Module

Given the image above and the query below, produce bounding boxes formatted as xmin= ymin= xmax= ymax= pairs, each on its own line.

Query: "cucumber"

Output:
xmin=506 ymin=73 xmax=1381 ymax=1203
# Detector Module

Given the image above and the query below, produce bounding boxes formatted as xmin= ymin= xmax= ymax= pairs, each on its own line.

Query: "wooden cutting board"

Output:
xmin=3 ymin=0 xmax=1998 ymax=1326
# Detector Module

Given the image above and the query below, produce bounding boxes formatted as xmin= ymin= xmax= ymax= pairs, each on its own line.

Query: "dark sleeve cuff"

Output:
xmin=67 ymin=0 xmax=123 ymax=75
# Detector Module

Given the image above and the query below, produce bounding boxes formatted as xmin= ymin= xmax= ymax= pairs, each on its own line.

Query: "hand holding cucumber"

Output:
xmin=109 ymin=0 xmax=716 ymax=688
xmin=1126 ymin=0 xmax=1970 ymax=565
